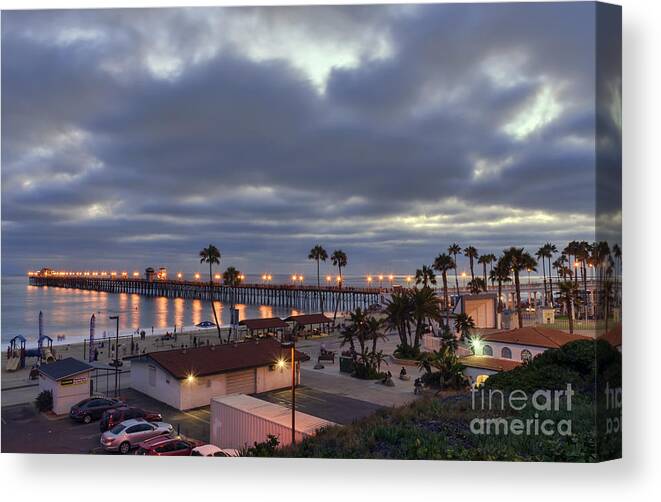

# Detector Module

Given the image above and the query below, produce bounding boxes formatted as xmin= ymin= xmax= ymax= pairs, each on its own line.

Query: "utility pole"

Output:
xmin=109 ymin=315 xmax=120 ymax=397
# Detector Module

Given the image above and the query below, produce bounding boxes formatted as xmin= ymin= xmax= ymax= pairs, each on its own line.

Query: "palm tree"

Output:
xmin=433 ymin=253 xmax=455 ymax=327
xmin=417 ymin=346 xmax=467 ymax=390
xmin=536 ymin=245 xmax=551 ymax=305
xmin=545 ymin=243 xmax=558 ymax=305
xmin=414 ymin=265 xmax=436 ymax=288
xmin=454 ymin=312 xmax=475 ymax=341
xmin=410 ymin=287 xmax=442 ymax=350
xmin=489 ymin=257 xmax=511 ymax=315
xmin=612 ymin=243 xmax=622 ymax=307
xmin=463 ymin=246 xmax=479 ymax=283
xmin=557 ymin=280 xmax=581 ymax=334
xmin=477 ymin=254 xmax=494 ymax=290
xmin=467 ymin=278 xmax=486 ymax=295
xmin=331 ymin=249 xmax=348 ymax=323
xmin=222 ymin=266 xmax=241 ymax=286
xmin=576 ymin=241 xmax=592 ymax=319
xmin=564 ymin=241 xmax=580 ymax=287
xmin=448 ymin=243 xmax=462 ymax=296
xmin=384 ymin=290 xmax=414 ymax=355
xmin=308 ymin=245 xmax=328 ymax=312
xmin=502 ymin=247 xmax=536 ymax=329
xmin=199 ymin=245 xmax=223 ymax=340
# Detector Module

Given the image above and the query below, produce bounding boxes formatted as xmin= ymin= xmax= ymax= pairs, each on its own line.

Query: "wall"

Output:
xmin=40 ymin=371 xmax=91 ymax=415
xmin=463 ymin=366 xmax=498 ymax=387
xmin=464 ymin=297 xmax=496 ymax=328
xmin=179 ymin=373 xmax=227 ymax=411
xmin=256 ymin=364 xmax=299 ymax=393
xmin=478 ymin=341 xmax=546 ymax=362
xmin=130 ymin=360 xmax=182 ymax=410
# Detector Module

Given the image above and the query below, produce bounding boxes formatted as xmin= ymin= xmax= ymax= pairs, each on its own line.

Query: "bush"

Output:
xmin=352 ymin=361 xmax=385 ymax=380
xmin=243 ymin=434 xmax=280 ymax=456
xmin=35 ymin=390 xmax=53 ymax=412
xmin=484 ymin=339 xmax=621 ymax=394
xmin=394 ymin=344 xmax=420 ymax=360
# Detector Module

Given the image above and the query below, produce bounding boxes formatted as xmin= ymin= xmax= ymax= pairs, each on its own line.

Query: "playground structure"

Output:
xmin=5 ymin=311 xmax=58 ymax=373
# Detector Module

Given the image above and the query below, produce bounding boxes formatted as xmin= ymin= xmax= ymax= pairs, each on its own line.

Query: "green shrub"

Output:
xmin=35 ymin=390 xmax=53 ymax=412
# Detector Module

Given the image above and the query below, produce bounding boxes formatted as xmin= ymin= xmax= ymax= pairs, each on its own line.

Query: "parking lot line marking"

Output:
xmin=182 ymin=411 xmax=210 ymax=424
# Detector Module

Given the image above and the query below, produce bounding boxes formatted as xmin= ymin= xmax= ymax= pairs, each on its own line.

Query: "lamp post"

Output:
xmin=281 ymin=340 xmax=296 ymax=446
xmin=109 ymin=315 xmax=120 ymax=397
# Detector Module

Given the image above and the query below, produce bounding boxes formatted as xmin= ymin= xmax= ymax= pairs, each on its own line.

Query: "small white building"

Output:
xmin=458 ymin=294 xmax=497 ymax=329
xmin=38 ymin=357 xmax=93 ymax=415
xmin=129 ymin=338 xmax=308 ymax=411
xmin=475 ymin=326 xmax=591 ymax=363
xmin=460 ymin=355 xmax=522 ymax=387
xmin=211 ymin=394 xmax=336 ymax=449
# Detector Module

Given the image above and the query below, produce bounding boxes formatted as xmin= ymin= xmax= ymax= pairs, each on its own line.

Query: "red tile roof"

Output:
xmin=482 ymin=326 xmax=590 ymax=349
xmin=460 ymin=355 xmax=522 ymax=372
xmin=599 ymin=324 xmax=622 ymax=348
xmin=138 ymin=338 xmax=309 ymax=380
xmin=239 ymin=317 xmax=288 ymax=330
xmin=285 ymin=313 xmax=332 ymax=325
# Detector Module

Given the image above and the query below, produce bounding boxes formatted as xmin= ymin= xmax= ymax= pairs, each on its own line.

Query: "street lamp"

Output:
xmin=280 ymin=341 xmax=296 ymax=446
xmin=108 ymin=315 xmax=120 ymax=397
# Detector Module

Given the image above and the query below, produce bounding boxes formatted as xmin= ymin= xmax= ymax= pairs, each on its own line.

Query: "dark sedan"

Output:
xmin=70 ymin=397 xmax=125 ymax=424
xmin=100 ymin=406 xmax=163 ymax=432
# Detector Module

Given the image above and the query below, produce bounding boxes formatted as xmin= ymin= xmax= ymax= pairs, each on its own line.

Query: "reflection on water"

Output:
xmin=2 ymin=276 xmax=309 ymax=346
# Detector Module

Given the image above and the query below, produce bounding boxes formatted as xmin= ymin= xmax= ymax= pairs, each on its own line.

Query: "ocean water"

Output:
xmin=0 ymin=275 xmax=313 ymax=347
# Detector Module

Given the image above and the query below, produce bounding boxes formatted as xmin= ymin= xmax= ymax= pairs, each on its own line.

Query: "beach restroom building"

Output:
xmin=38 ymin=357 xmax=93 ymax=415
xmin=129 ymin=338 xmax=309 ymax=411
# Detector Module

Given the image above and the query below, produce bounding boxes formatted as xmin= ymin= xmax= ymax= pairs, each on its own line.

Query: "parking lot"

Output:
xmin=1 ymin=389 xmax=210 ymax=454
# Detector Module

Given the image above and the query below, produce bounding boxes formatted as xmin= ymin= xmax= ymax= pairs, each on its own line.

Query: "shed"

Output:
xmin=129 ymin=338 xmax=309 ymax=410
xmin=239 ymin=317 xmax=289 ymax=339
xmin=285 ymin=313 xmax=333 ymax=334
xmin=38 ymin=358 xmax=93 ymax=415
xmin=210 ymin=394 xmax=336 ymax=449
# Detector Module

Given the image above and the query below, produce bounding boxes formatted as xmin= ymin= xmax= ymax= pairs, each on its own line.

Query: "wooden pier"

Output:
xmin=27 ymin=275 xmax=383 ymax=311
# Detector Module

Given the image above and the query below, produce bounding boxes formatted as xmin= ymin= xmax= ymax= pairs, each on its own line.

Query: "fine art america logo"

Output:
xmin=470 ymin=384 xmax=574 ymax=436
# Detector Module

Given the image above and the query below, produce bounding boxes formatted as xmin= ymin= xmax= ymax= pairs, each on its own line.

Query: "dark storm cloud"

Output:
xmin=1 ymin=3 xmax=613 ymax=276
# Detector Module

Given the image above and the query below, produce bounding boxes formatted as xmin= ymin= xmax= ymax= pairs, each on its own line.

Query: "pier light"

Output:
xmin=111 ymin=272 xmax=117 ymax=277
xmin=262 ymin=274 xmax=267 ymax=281
xmin=132 ymin=271 xmax=139 ymax=277
xmin=574 ymin=261 xmax=580 ymax=268
xmin=389 ymin=274 xmax=394 ymax=282
xmin=267 ymin=274 xmax=272 ymax=281
xmin=367 ymin=275 xmax=373 ymax=283
xmin=214 ymin=273 xmax=220 ymax=280
xmin=461 ymin=272 xmax=467 ymax=278
xmin=239 ymin=274 xmax=245 ymax=281
xmin=121 ymin=272 xmax=128 ymax=277
xmin=194 ymin=273 xmax=201 ymax=280
xmin=336 ymin=275 xmax=341 ymax=283
xmin=326 ymin=275 xmax=332 ymax=283
xmin=292 ymin=274 xmax=297 ymax=281
xmin=379 ymin=275 xmax=384 ymax=281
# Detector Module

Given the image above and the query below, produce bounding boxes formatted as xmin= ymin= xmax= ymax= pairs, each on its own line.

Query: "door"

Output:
xmin=225 ymin=369 xmax=256 ymax=395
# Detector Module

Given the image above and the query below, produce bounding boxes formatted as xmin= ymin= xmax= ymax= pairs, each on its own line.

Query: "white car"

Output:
xmin=100 ymin=418 xmax=173 ymax=454
xmin=191 ymin=444 xmax=240 ymax=457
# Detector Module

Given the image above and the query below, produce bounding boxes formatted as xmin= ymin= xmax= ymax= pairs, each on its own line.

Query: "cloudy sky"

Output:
xmin=1 ymin=3 xmax=620 ymax=277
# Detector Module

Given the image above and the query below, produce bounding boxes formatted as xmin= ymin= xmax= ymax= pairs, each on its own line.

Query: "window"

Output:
xmin=482 ymin=344 xmax=493 ymax=356
xmin=501 ymin=347 xmax=512 ymax=359
xmin=521 ymin=349 xmax=533 ymax=362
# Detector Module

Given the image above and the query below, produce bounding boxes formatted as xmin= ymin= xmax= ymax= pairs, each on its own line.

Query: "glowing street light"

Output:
xmin=194 ymin=273 xmax=201 ymax=280
xmin=325 ymin=275 xmax=332 ymax=284
xmin=367 ymin=275 xmax=373 ymax=285
xmin=132 ymin=271 xmax=140 ymax=277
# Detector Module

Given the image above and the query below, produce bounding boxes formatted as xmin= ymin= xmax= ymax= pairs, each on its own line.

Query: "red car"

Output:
xmin=100 ymin=406 xmax=163 ymax=432
xmin=134 ymin=436 xmax=201 ymax=456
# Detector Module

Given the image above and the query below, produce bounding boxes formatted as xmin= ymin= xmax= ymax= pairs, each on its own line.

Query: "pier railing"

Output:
xmin=28 ymin=275 xmax=383 ymax=311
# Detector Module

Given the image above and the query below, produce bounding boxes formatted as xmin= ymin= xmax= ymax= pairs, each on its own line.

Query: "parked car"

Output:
xmin=196 ymin=321 xmax=216 ymax=328
xmin=70 ymin=397 xmax=125 ymax=424
xmin=100 ymin=406 xmax=163 ymax=432
xmin=100 ymin=418 xmax=173 ymax=454
xmin=135 ymin=436 xmax=201 ymax=456
xmin=190 ymin=444 xmax=241 ymax=457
